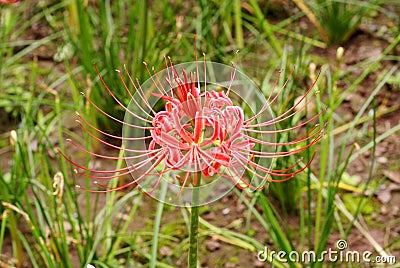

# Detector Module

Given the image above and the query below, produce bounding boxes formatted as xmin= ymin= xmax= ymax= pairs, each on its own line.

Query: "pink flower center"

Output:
xmin=150 ymin=89 xmax=253 ymax=178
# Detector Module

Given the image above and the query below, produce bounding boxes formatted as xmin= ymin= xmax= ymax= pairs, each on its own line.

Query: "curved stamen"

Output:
xmin=237 ymin=133 xmax=323 ymax=158
xmin=75 ymin=112 xmax=152 ymax=141
xmin=123 ymin=64 xmax=157 ymax=116
xmin=65 ymin=138 xmax=161 ymax=160
xmin=94 ymin=65 xmax=154 ymax=123
xmin=77 ymin=120 xmax=154 ymax=153
xmin=57 ymin=148 xmax=135 ymax=174
xmin=77 ymin=153 xmax=165 ymax=192
xmin=242 ymin=124 xmax=323 ymax=147
xmin=245 ymin=98 xmax=324 ymax=129
xmin=246 ymin=69 xmax=320 ymax=126
xmin=76 ymin=150 xmax=165 ymax=179
xmin=143 ymin=62 xmax=169 ymax=96
xmin=81 ymin=92 xmax=152 ymax=129
xmin=117 ymin=67 xmax=155 ymax=118
xmin=232 ymin=150 xmax=314 ymax=177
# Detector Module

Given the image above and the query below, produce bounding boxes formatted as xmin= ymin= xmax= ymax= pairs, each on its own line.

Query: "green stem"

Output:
xmin=247 ymin=0 xmax=282 ymax=57
xmin=233 ymin=0 xmax=243 ymax=49
xmin=188 ymin=173 xmax=201 ymax=268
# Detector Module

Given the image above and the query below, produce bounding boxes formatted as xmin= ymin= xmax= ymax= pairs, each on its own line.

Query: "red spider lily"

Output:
xmin=58 ymin=57 xmax=324 ymax=201
xmin=0 ymin=0 xmax=19 ymax=4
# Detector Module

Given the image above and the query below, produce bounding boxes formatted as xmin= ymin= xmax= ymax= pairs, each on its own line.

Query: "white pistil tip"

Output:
xmin=94 ymin=181 xmax=98 ymax=184
xmin=309 ymin=62 xmax=317 ymax=74
xmin=75 ymin=111 xmax=80 ymax=116
xmin=73 ymin=169 xmax=78 ymax=174
xmin=336 ymin=47 xmax=344 ymax=61
xmin=143 ymin=61 xmax=147 ymax=66
xmin=66 ymin=138 xmax=72 ymax=142
xmin=75 ymin=185 xmax=80 ymax=188
xmin=115 ymin=69 xmax=121 ymax=73
xmin=80 ymin=92 xmax=85 ymax=96
xmin=354 ymin=143 xmax=360 ymax=151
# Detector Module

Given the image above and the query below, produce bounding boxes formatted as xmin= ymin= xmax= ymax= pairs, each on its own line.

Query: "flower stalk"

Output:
xmin=188 ymin=172 xmax=201 ymax=268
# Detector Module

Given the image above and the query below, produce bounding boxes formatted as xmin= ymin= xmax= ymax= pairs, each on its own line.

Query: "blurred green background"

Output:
xmin=0 ymin=0 xmax=399 ymax=267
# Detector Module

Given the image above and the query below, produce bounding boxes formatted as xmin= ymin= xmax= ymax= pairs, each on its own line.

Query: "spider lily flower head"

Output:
xmin=58 ymin=57 xmax=324 ymax=207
